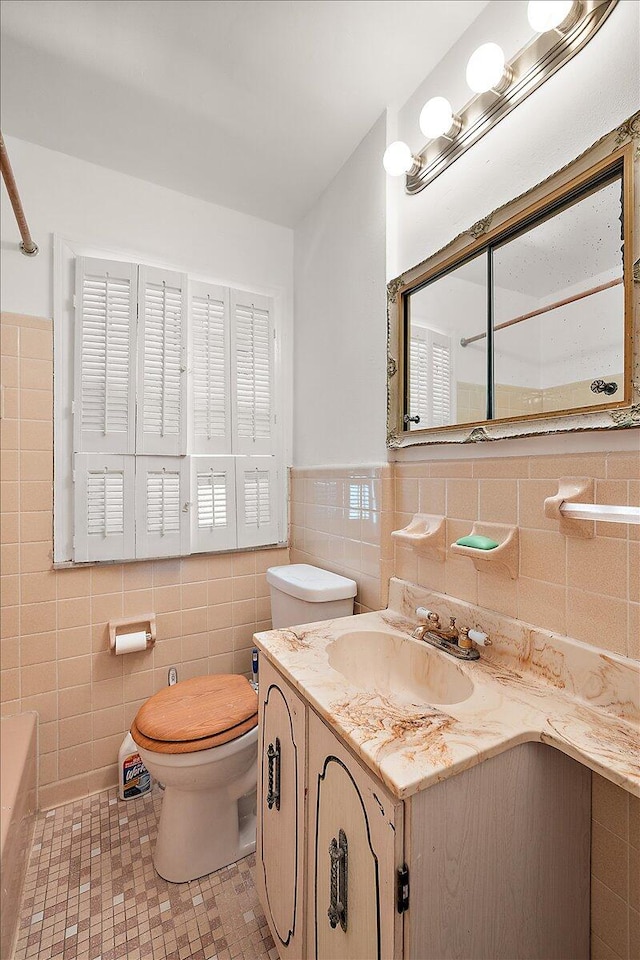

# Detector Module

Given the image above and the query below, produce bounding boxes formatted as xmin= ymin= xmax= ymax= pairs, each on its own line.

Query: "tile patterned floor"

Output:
xmin=13 ymin=785 xmax=278 ymax=960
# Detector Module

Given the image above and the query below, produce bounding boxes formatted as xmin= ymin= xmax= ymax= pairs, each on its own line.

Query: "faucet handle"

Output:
xmin=416 ymin=607 xmax=440 ymax=625
xmin=458 ymin=627 xmax=492 ymax=650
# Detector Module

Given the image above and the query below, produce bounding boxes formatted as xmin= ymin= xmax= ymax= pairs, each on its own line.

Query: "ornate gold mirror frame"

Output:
xmin=387 ymin=113 xmax=639 ymax=449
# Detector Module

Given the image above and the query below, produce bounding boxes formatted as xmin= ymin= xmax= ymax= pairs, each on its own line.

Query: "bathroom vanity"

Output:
xmin=254 ymin=579 xmax=639 ymax=960
xmin=256 ymin=654 xmax=590 ymax=960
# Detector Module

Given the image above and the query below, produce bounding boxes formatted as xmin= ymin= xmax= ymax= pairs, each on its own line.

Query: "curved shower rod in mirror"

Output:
xmin=385 ymin=0 xmax=618 ymax=195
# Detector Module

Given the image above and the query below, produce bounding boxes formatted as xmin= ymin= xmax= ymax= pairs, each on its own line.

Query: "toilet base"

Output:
xmin=153 ymin=784 xmax=257 ymax=883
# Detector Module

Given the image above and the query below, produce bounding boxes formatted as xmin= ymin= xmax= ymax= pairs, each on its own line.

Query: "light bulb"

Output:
xmin=527 ymin=0 xmax=580 ymax=33
xmin=382 ymin=141 xmax=416 ymax=177
xmin=466 ymin=43 xmax=511 ymax=94
xmin=419 ymin=97 xmax=461 ymax=140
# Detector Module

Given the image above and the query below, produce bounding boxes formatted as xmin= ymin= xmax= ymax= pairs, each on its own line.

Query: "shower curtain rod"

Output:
xmin=459 ymin=276 xmax=623 ymax=347
xmin=0 ymin=131 xmax=38 ymax=257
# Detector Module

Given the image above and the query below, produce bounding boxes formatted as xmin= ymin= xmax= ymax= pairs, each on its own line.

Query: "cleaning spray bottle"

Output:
xmin=118 ymin=732 xmax=151 ymax=801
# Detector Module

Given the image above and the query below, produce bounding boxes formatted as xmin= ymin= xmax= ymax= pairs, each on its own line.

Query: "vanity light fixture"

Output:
xmin=383 ymin=0 xmax=618 ymax=192
xmin=465 ymin=43 xmax=513 ymax=94
xmin=382 ymin=140 xmax=422 ymax=177
xmin=527 ymin=0 xmax=583 ymax=34
xmin=419 ymin=97 xmax=462 ymax=140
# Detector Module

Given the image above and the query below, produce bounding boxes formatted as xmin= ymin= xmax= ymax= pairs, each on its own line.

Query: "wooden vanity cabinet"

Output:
xmin=256 ymin=657 xmax=306 ymax=960
xmin=307 ymin=709 xmax=404 ymax=960
xmin=257 ymin=660 xmax=590 ymax=960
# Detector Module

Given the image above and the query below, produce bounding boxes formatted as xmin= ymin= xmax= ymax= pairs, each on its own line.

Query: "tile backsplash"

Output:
xmin=289 ymin=464 xmax=394 ymax=613
xmin=394 ymin=451 xmax=638 ymax=658
xmin=0 ymin=312 xmax=288 ymax=808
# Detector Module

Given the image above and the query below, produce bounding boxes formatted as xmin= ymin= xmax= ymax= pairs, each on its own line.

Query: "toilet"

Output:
xmin=131 ymin=674 xmax=259 ymax=883
xmin=132 ymin=564 xmax=356 ymax=884
xmin=266 ymin=563 xmax=357 ymax=628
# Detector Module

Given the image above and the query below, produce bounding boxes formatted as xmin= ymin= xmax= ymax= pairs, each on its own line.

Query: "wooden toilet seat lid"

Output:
xmin=132 ymin=675 xmax=258 ymax=754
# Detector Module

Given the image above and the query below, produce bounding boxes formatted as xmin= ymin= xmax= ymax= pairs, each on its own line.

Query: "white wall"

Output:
xmin=1 ymin=136 xmax=294 ymax=320
xmin=0 ymin=134 xmax=294 ymax=466
xmin=392 ymin=1 xmax=639 ymax=276
xmin=291 ymin=0 xmax=638 ymax=464
xmin=293 ymin=113 xmax=387 ymax=467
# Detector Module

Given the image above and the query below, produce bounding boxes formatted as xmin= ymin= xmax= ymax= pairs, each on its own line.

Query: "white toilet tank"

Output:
xmin=266 ymin=564 xmax=357 ymax=629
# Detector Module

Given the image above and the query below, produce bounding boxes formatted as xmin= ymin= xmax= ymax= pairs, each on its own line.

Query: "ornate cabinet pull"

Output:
xmin=327 ymin=829 xmax=348 ymax=932
xmin=266 ymin=738 xmax=280 ymax=811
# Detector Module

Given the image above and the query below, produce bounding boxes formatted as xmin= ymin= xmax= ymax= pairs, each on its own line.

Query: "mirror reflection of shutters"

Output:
xmin=236 ymin=458 xmax=279 ymax=547
xmin=410 ymin=328 xmax=452 ymax=428
xmin=136 ymin=457 xmax=188 ymax=558
xmin=232 ymin=291 xmax=273 ymax=455
xmin=74 ymin=257 xmax=137 ymax=454
xmin=409 ymin=331 xmax=430 ymax=427
xmin=191 ymin=282 xmax=230 ymax=454
xmin=73 ymin=454 xmax=135 ymax=561
xmin=190 ymin=457 xmax=236 ymax=552
xmin=137 ymin=266 xmax=187 ymax=455
xmin=430 ymin=333 xmax=452 ymax=427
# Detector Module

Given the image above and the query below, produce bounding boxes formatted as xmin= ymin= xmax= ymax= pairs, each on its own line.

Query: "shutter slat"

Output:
xmin=137 ymin=267 xmax=187 ymax=455
xmin=190 ymin=456 xmax=237 ymax=552
xmin=135 ymin=456 xmax=188 ymax=558
xmin=231 ymin=291 xmax=274 ymax=455
xmin=73 ymin=454 xmax=135 ymax=561
xmin=236 ymin=457 xmax=279 ymax=548
xmin=74 ymin=257 xmax=137 ymax=454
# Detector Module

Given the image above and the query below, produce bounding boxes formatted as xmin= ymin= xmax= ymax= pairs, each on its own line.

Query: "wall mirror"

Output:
xmin=387 ymin=115 xmax=639 ymax=448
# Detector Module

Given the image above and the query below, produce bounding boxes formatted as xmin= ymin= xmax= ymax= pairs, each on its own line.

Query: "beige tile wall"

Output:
xmin=289 ymin=465 xmax=394 ymax=613
xmin=457 ymin=376 xmax=623 ymax=425
xmin=296 ymin=450 xmax=638 ymax=960
xmin=591 ymin=774 xmax=639 ymax=960
xmin=0 ymin=312 xmax=288 ymax=809
xmin=394 ymin=450 xmax=639 ymax=658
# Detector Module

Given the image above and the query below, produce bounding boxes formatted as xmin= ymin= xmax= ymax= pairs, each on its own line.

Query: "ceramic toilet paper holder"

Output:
xmin=109 ymin=614 xmax=156 ymax=654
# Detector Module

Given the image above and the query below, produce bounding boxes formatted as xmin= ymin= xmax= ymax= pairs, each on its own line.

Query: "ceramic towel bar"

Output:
xmin=559 ymin=502 xmax=640 ymax=524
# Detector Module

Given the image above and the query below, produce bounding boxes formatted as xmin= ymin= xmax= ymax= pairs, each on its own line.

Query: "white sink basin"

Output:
xmin=327 ymin=630 xmax=474 ymax=706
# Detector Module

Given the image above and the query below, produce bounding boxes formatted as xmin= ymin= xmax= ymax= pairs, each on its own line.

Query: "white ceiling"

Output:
xmin=0 ymin=0 xmax=488 ymax=227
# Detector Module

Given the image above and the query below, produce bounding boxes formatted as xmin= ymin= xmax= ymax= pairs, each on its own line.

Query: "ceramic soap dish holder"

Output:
xmin=450 ymin=522 xmax=519 ymax=579
xmin=391 ymin=514 xmax=445 ymax=560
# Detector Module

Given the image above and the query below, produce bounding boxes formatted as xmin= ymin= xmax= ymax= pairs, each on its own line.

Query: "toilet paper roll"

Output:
xmin=114 ymin=630 xmax=148 ymax=655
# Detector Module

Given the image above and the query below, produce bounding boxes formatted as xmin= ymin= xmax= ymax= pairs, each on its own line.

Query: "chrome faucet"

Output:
xmin=411 ymin=607 xmax=491 ymax=661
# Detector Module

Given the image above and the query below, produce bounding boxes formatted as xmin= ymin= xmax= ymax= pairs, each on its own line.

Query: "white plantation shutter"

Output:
xmin=236 ymin=458 xmax=279 ymax=547
xmin=74 ymin=257 xmax=137 ymax=453
xmin=190 ymin=282 xmax=230 ymax=453
xmin=137 ymin=266 xmax=187 ymax=455
xmin=409 ymin=328 xmax=453 ymax=429
xmin=190 ymin=457 xmax=237 ymax=552
xmin=135 ymin=457 xmax=189 ymax=558
xmin=73 ymin=454 xmax=135 ymax=561
xmin=409 ymin=330 xmax=429 ymax=431
xmin=231 ymin=290 xmax=274 ymax=455
xmin=430 ymin=331 xmax=453 ymax=427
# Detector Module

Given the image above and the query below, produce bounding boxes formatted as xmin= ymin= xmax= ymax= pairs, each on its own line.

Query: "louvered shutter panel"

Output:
xmin=74 ymin=257 xmax=137 ymax=453
xmin=135 ymin=457 xmax=189 ymax=558
xmin=190 ymin=456 xmax=237 ymax=553
xmin=231 ymin=290 xmax=274 ymax=455
xmin=190 ymin=282 xmax=231 ymax=453
xmin=429 ymin=331 xmax=453 ymax=427
xmin=409 ymin=331 xmax=430 ymax=430
xmin=235 ymin=458 xmax=279 ymax=548
xmin=137 ymin=266 xmax=187 ymax=455
xmin=73 ymin=454 xmax=135 ymax=561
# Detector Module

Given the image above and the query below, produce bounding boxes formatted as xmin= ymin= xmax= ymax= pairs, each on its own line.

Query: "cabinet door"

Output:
xmin=307 ymin=709 xmax=404 ymax=960
xmin=256 ymin=658 xmax=306 ymax=960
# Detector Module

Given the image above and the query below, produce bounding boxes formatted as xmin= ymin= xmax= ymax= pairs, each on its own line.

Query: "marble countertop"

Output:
xmin=254 ymin=579 xmax=640 ymax=800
